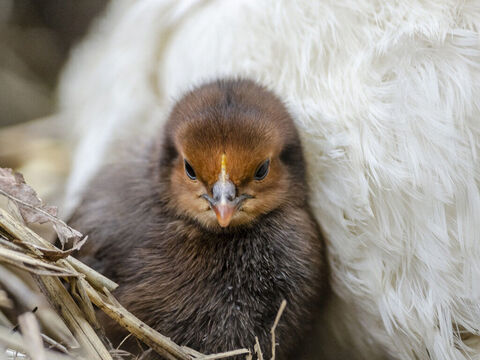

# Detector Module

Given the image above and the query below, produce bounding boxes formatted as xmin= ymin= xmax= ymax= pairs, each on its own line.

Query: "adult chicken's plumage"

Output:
xmin=70 ymin=79 xmax=327 ymax=359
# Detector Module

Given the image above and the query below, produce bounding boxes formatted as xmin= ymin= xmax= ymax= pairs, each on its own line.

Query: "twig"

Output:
xmin=68 ymin=257 xmax=118 ymax=292
xmin=195 ymin=349 xmax=251 ymax=360
xmin=69 ymin=277 xmax=100 ymax=329
xmin=41 ymin=333 xmax=69 ymax=354
xmin=181 ymin=347 xmax=203 ymax=358
xmin=66 ymin=256 xmax=118 ymax=291
xmin=0 ymin=326 xmax=73 ymax=360
xmin=0 ymin=208 xmax=117 ymax=292
xmin=34 ymin=275 xmax=112 ymax=360
xmin=0 ymin=264 xmax=76 ymax=348
xmin=0 ymin=209 xmax=111 ymax=359
xmin=0 ymin=205 xmax=116 ymax=301
xmin=0 ymin=248 xmax=78 ymax=277
xmin=116 ymin=333 xmax=133 ymax=351
xmin=270 ymin=300 xmax=286 ymax=360
xmin=254 ymin=337 xmax=263 ymax=360
xmin=138 ymin=349 xmax=154 ymax=360
xmin=0 ymin=237 xmax=24 ymax=252
xmin=18 ymin=312 xmax=46 ymax=360
xmin=84 ymin=281 xmax=190 ymax=360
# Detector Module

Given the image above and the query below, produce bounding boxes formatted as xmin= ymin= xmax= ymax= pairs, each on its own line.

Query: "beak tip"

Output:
xmin=213 ymin=204 xmax=235 ymax=228
xmin=218 ymin=221 xmax=230 ymax=228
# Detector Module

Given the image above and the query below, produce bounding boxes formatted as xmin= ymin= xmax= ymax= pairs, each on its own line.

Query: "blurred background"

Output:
xmin=0 ymin=0 xmax=107 ymax=205
xmin=2 ymin=2 xmax=480 ymax=359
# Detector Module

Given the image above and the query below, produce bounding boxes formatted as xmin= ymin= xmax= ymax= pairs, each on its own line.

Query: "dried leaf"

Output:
xmin=0 ymin=168 xmax=84 ymax=246
xmin=0 ymin=168 xmax=57 ymax=223
xmin=52 ymin=223 xmax=83 ymax=249
xmin=29 ymin=236 xmax=88 ymax=261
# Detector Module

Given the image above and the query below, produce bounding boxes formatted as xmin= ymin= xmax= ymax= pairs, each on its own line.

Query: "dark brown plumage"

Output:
xmin=70 ymin=79 xmax=327 ymax=359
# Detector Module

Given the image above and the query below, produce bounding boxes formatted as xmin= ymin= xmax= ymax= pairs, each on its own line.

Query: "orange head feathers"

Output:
xmin=159 ymin=79 xmax=307 ymax=230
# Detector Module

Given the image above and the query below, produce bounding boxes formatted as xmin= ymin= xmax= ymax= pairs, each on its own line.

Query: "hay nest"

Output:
xmin=0 ymin=167 xmax=285 ymax=360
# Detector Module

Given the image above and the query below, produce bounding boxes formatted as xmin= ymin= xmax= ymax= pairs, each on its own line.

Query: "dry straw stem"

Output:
xmin=86 ymin=282 xmax=254 ymax=360
xmin=0 ymin=208 xmax=116 ymax=292
xmin=85 ymin=281 xmax=192 ymax=360
xmin=69 ymin=276 xmax=100 ymax=329
xmin=0 ymin=264 xmax=75 ymax=348
xmin=0 ymin=326 xmax=73 ymax=360
xmin=40 ymin=333 xmax=69 ymax=354
xmin=195 ymin=349 xmax=252 ymax=359
xmin=18 ymin=312 xmax=46 ymax=360
xmin=0 ymin=247 xmax=76 ymax=277
xmin=270 ymin=300 xmax=286 ymax=360
xmin=33 ymin=275 xmax=111 ymax=360
xmin=0 ymin=209 xmax=111 ymax=360
xmin=68 ymin=257 xmax=117 ymax=292
xmin=254 ymin=337 xmax=263 ymax=360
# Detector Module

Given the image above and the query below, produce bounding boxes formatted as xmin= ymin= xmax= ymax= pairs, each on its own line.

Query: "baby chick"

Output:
xmin=70 ymin=79 xmax=327 ymax=359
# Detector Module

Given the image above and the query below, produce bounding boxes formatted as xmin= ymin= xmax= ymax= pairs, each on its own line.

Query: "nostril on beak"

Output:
xmin=212 ymin=179 xmax=236 ymax=203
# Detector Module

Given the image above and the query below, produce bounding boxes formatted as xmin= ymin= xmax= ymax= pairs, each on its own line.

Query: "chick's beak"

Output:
xmin=208 ymin=179 xmax=237 ymax=227
xmin=202 ymin=179 xmax=249 ymax=228
xmin=212 ymin=202 xmax=236 ymax=228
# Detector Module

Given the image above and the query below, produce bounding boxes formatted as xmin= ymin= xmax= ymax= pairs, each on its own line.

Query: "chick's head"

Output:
xmin=159 ymin=80 xmax=307 ymax=230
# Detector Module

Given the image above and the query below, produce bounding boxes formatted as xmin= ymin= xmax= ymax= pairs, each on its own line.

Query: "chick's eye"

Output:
xmin=254 ymin=159 xmax=270 ymax=180
xmin=184 ymin=160 xmax=196 ymax=180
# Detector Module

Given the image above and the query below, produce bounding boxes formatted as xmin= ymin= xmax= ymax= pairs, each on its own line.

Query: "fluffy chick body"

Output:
xmin=70 ymin=79 xmax=326 ymax=359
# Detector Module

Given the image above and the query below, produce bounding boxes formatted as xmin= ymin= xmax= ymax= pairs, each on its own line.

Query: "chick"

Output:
xmin=70 ymin=79 xmax=327 ymax=359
